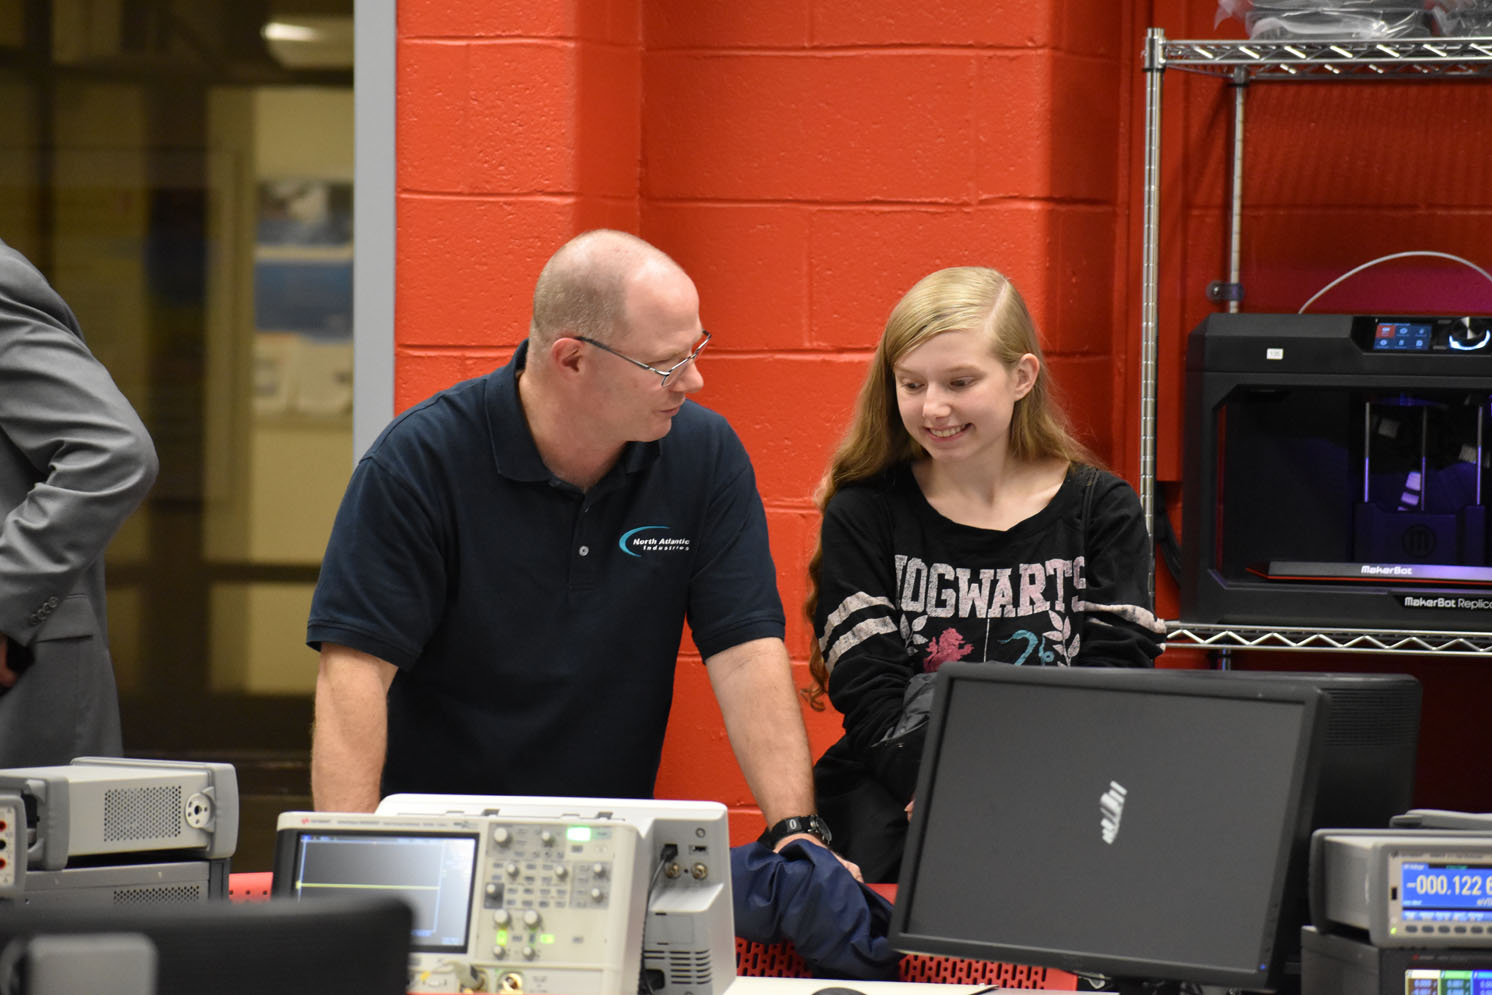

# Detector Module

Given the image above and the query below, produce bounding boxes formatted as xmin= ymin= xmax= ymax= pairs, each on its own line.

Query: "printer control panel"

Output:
xmin=1356 ymin=315 xmax=1492 ymax=355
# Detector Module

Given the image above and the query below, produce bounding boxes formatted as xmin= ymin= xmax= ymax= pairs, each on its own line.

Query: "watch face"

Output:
xmin=788 ymin=816 xmax=830 ymax=845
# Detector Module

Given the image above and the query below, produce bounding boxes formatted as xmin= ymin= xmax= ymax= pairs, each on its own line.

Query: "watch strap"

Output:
xmin=758 ymin=814 xmax=832 ymax=849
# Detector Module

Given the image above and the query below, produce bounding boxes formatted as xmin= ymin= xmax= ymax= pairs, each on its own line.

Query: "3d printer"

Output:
xmin=1181 ymin=312 xmax=1492 ymax=631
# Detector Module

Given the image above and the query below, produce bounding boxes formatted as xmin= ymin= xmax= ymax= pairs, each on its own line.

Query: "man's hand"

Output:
xmin=773 ymin=831 xmax=863 ymax=883
xmin=0 ymin=635 xmax=15 ymax=689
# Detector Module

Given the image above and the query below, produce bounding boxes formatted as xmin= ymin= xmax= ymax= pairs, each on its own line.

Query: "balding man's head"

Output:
xmin=529 ymin=230 xmax=686 ymax=348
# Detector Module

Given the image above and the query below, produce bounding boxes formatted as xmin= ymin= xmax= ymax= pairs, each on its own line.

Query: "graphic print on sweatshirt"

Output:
xmin=821 ymin=551 xmax=1088 ymax=677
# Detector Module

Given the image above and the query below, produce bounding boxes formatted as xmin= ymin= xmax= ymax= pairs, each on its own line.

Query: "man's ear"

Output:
xmin=550 ymin=336 xmax=585 ymax=375
xmin=1013 ymin=353 xmax=1040 ymax=399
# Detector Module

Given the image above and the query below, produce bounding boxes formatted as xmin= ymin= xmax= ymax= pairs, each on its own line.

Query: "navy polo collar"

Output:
xmin=487 ymin=338 xmax=659 ymax=486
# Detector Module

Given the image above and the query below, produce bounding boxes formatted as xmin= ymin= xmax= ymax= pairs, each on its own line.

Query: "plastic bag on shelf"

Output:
xmin=1216 ymin=0 xmax=1431 ymax=38
xmin=1429 ymin=0 xmax=1492 ymax=35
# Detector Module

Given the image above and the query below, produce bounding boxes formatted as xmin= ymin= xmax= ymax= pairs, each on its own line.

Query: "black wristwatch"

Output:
xmin=758 ymin=814 xmax=833 ymax=849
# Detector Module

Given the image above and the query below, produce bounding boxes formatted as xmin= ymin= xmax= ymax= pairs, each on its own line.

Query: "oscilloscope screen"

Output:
xmin=291 ymin=831 xmax=479 ymax=952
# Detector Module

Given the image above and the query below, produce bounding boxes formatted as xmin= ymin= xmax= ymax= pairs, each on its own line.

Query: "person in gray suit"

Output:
xmin=0 ymin=237 xmax=158 ymax=768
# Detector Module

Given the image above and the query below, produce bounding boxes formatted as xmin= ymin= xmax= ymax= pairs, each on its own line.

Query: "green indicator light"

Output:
xmin=540 ymin=933 xmax=555 ymax=944
xmin=496 ymin=929 xmax=508 ymax=944
xmin=566 ymin=826 xmax=592 ymax=842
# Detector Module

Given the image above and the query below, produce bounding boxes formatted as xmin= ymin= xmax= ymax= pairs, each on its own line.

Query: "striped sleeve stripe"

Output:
xmin=823 ymin=591 xmax=895 ymax=634
xmin=1073 ymin=599 xmax=1166 ymax=635
xmin=824 ymin=617 xmax=900 ymax=673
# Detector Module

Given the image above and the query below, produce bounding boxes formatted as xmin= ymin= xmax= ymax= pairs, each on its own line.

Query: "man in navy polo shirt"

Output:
xmin=308 ymin=229 xmax=840 ymax=862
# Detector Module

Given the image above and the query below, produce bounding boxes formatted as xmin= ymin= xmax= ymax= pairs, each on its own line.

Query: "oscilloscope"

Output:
xmin=273 ymin=810 xmax=646 ymax=994
xmin=377 ymin=794 xmax=736 ymax=995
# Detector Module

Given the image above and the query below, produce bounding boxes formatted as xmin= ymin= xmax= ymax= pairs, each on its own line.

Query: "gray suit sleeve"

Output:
xmin=0 ymin=243 xmax=158 ymax=645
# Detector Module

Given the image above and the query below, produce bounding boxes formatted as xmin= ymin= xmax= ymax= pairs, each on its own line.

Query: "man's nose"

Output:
xmin=672 ymin=357 xmax=704 ymax=394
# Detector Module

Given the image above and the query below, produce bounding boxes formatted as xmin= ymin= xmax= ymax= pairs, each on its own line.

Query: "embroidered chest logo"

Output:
xmin=619 ymin=525 xmax=692 ymax=557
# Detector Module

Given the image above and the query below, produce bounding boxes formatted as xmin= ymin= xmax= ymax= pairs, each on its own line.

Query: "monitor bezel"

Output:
xmin=888 ymin=663 xmax=1328 ymax=991
xmin=0 ymin=896 xmax=411 ymax=995
xmin=272 ymin=825 xmax=481 ymax=954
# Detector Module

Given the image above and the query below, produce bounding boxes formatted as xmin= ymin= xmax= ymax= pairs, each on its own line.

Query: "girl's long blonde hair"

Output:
xmin=804 ymin=266 xmax=1098 ymax=705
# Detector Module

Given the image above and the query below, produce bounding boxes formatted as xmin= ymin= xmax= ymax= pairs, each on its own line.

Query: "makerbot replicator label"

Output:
xmin=1399 ymin=594 xmax=1492 ymax=612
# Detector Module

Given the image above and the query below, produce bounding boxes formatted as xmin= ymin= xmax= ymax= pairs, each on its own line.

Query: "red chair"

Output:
xmin=735 ymin=883 xmax=1076 ymax=988
xmin=735 ymin=937 xmax=1077 ymax=988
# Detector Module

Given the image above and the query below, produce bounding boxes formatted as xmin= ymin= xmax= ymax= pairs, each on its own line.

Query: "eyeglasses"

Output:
xmin=575 ymin=330 xmax=711 ymax=388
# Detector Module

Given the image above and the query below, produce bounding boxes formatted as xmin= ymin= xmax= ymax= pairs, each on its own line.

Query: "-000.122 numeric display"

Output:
xmin=1401 ymin=862 xmax=1492 ymax=921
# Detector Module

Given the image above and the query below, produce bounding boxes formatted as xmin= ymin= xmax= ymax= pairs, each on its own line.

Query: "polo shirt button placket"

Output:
xmin=569 ymin=497 xmax=600 ymax=590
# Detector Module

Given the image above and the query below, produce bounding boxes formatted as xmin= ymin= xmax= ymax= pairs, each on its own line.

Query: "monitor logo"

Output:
xmin=1099 ymin=781 xmax=1127 ymax=844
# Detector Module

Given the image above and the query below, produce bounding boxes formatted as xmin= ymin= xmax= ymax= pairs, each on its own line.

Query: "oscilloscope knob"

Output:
xmin=553 ymin=864 xmax=569 ymax=880
xmin=492 ymin=909 xmax=511 ymax=927
xmin=522 ymin=909 xmax=542 ymax=928
xmin=540 ymin=830 xmax=556 ymax=846
xmin=492 ymin=827 xmax=511 ymax=846
xmin=522 ymin=945 xmax=537 ymax=961
xmin=591 ymin=862 xmax=607 ymax=878
xmin=505 ymin=861 xmax=520 ymax=878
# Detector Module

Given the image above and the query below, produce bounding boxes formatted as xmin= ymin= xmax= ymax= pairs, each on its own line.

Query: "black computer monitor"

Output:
xmin=0 ymin=897 xmax=411 ymax=995
xmin=890 ymin=664 xmax=1330 ymax=992
xmin=1172 ymin=669 xmax=1420 ymax=835
xmin=1169 ymin=668 xmax=1421 ymax=980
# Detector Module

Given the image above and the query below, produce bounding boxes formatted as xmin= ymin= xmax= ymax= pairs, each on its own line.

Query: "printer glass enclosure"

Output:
xmin=1182 ymin=313 xmax=1492 ymax=630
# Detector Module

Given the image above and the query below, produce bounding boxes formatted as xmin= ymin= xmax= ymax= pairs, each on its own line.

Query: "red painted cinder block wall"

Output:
xmin=638 ymin=2 xmax=1137 ymax=842
xmin=394 ymin=0 xmax=1139 ymax=843
xmin=394 ymin=0 xmax=1492 ymax=839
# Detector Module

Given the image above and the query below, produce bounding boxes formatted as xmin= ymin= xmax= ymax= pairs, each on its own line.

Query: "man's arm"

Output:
xmin=704 ymin=636 xmax=815 ymax=823
xmin=312 ymin=642 xmax=397 ymax=812
xmin=0 ymin=243 xmax=158 ymax=647
xmin=704 ymin=636 xmax=859 ymax=878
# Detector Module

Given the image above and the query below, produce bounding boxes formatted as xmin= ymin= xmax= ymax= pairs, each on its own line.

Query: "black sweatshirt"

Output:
xmin=815 ymin=462 xmax=1165 ymax=805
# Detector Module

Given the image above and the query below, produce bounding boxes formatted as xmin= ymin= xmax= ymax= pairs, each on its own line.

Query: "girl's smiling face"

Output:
xmin=892 ymin=328 xmax=1036 ymax=464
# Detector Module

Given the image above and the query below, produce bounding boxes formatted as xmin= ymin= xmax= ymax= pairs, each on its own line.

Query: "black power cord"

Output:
xmin=636 ymin=843 xmax=679 ymax=995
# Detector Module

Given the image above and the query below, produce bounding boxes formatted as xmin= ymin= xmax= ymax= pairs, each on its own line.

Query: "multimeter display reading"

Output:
xmin=1401 ymin=862 xmax=1492 ymax=922
xmin=1405 ymin=968 xmax=1492 ymax=995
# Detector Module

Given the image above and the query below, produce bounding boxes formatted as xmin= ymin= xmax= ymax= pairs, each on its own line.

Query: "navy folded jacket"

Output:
xmin=731 ymin=840 xmax=902 ymax=981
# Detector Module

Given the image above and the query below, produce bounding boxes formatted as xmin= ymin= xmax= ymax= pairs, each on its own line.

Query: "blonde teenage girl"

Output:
xmin=806 ymin=266 xmax=1164 ymax=882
